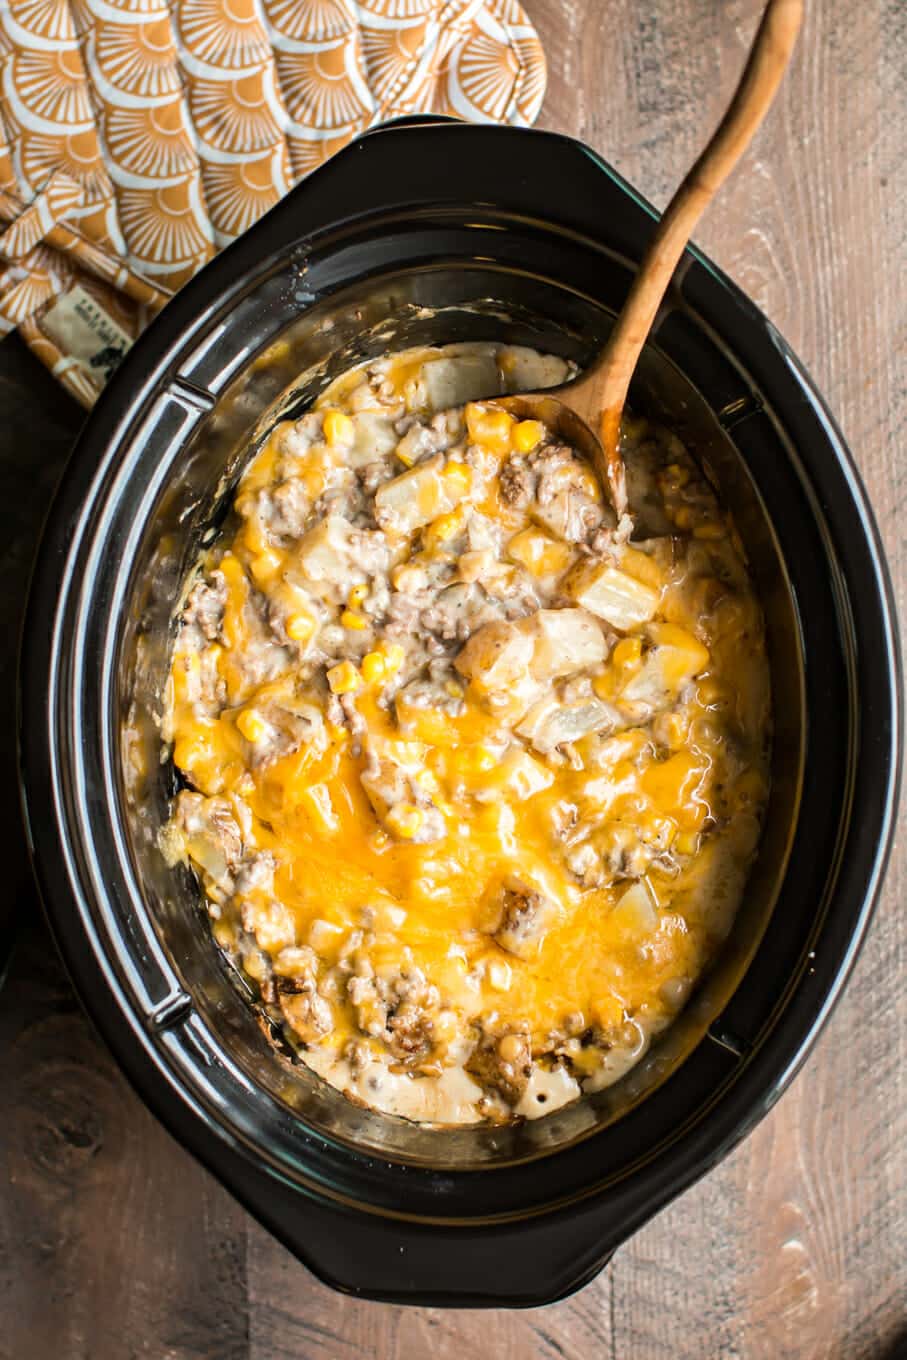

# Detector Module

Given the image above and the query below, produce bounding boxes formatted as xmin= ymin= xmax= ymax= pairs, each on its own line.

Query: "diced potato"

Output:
xmin=507 ymin=527 xmax=574 ymax=577
xmin=322 ymin=410 xmax=354 ymax=448
xmin=616 ymin=544 xmax=667 ymax=591
xmin=620 ymin=625 xmax=710 ymax=711
xmin=524 ymin=608 xmax=607 ymax=680
xmin=297 ymin=782 xmax=339 ymax=834
xmin=498 ymin=345 xmax=571 ymax=392
xmin=618 ymin=652 xmax=673 ymax=710
xmin=295 ymin=514 xmax=356 ymax=584
xmin=641 ymin=752 xmax=707 ymax=822
xmin=348 ymin=411 xmax=399 ymax=466
xmin=610 ymin=880 xmax=658 ymax=937
xmin=374 ymin=454 xmax=461 ymax=534
xmin=476 ymin=750 xmax=554 ymax=800
xmin=647 ymin=623 xmax=710 ymax=677
xmin=566 ymin=561 xmax=659 ymax=630
xmin=516 ymin=696 xmax=616 ymax=754
xmin=455 ymin=620 xmax=534 ymax=692
xmin=308 ymin=918 xmax=344 ymax=952
xmin=422 ymin=353 xmax=500 ymax=410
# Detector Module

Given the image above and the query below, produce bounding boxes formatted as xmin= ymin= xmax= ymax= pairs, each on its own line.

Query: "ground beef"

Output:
xmin=278 ymin=966 xmax=333 ymax=1044
xmin=395 ymin=420 xmax=444 ymax=466
xmin=313 ymin=479 xmax=365 ymax=525
xmin=166 ymin=791 xmax=245 ymax=893
xmin=348 ymin=527 xmax=391 ymax=575
xmin=182 ymin=572 xmax=227 ymax=642
xmin=348 ymin=966 xmax=439 ymax=1063
xmin=493 ymin=882 xmax=557 ymax=959
xmin=359 ymin=459 xmax=392 ymax=495
xmin=387 ymin=1003 xmax=434 ymax=1062
xmin=532 ymin=443 xmax=605 ymax=543
xmin=499 ymin=457 xmax=536 ymax=507
xmin=384 ymin=592 xmax=423 ymax=638
xmin=234 ymin=851 xmax=276 ymax=897
xmin=466 ymin=1030 xmax=532 ymax=1104
xmin=420 ymin=582 xmax=498 ymax=642
xmin=268 ymin=479 xmax=313 ymax=538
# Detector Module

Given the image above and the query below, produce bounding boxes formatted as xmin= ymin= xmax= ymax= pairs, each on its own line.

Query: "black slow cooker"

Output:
xmin=18 ymin=119 xmax=901 ymax=1306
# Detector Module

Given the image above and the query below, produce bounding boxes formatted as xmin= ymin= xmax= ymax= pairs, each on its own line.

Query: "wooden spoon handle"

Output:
xmin=573 ymin=0 xmax=804 ymax=516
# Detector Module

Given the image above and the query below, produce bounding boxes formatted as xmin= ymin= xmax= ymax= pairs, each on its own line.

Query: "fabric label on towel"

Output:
xmin=40 ymin=285 xmax=133 ymax=383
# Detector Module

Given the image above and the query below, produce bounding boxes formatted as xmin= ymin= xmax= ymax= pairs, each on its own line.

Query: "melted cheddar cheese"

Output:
xmin=161 ymin=343 xmax=770 ymax=1125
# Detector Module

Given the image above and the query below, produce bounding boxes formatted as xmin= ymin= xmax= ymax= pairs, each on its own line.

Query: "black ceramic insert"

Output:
xmin=18 ymin=120 xmax=901 ymax=1306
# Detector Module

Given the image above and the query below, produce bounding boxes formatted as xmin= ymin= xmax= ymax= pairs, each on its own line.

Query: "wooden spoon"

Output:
xmin=495 ymin=0 xmax=804 ymax=520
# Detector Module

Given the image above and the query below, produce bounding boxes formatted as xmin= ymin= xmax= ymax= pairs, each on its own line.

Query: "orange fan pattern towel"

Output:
xmin=0 ymin=0 xmax=546 ymax=407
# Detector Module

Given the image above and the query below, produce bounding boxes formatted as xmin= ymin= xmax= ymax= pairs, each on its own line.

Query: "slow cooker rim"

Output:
xmin=18 ymin=124 xmax=902 ymax=1241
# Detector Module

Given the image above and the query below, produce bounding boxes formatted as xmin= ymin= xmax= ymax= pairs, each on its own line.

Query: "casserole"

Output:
xmin=19 ymin=118 xmax=901 ymax=1305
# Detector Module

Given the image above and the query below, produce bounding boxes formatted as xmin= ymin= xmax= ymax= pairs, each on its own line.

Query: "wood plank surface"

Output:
xmin=0 ymin=1 xmax=904 ymax=1356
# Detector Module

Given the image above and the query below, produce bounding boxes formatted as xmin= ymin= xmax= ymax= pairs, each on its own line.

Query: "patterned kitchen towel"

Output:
xmin=0 ymin=0 xmax=546 ymax=407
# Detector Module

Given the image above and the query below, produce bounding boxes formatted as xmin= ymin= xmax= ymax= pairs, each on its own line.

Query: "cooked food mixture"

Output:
xmin=161 ymin=342 xmax=770 ymax=1125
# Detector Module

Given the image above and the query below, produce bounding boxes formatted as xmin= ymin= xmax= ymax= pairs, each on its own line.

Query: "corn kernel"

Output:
xmin=396 ymin=445 xmax=416 ymax=468
xmin=512 ymin=419 xmax=544 ymax=453
xmin=664 ymin=462 xmax=690 ymax=487
xmin=327 ymin=661 xmax=362 ymax=694
xmin=672 ymin=506 xmax=693 ymax=530
xmin=465 ymin=403 xmax=514 ymax=454
xmin=237 ymin=708 xmax=267 ymax=743
xmin=322 ymin=409 xmax=354 ymax=447
xmin=424 ymin=509 xmax=463 ymax=547
xmin=381 ymin=642 xmax=405 ymax=674
xmin=249 ymin=549 xmax=282 ymax=585
xmin=444 ymin=680 xmax=464 ymax=699
xmin=348 ymin=583 xmax=368 ymax=608
xmin=443 ymin=460 xmax=472 ymax=495
xmin=340 ymin=609 xmax=367 ymax=631
xmin=286 ymin=611 xmax=315 ymax=642
xmin=693 ymin=521 xmax=725 ymax=540
xmin=386 ymin=802 xmax=424 ymax=839
xmin=675 ymin=830 xmax=700 ymax=856
xmin=613 ymin=636 xmax=643 ymax=669
xmin=361 ymin=651 xmax=387 ymax=685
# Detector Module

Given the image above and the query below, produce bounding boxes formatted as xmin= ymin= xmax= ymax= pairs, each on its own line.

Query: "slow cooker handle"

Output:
xmin=254 ymin=1188 xmax=620 ymax=1307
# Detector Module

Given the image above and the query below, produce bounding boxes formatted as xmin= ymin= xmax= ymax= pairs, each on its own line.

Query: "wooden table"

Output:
xmin=1 ymin=2 xmax=904 ymax=1355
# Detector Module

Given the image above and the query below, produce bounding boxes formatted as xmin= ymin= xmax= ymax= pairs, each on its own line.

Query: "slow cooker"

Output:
xmin=18 ymin=119 xmax=901 ymax=1306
